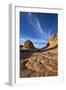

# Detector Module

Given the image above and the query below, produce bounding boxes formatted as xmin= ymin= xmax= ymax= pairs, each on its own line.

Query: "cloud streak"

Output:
xmin=27 ymin=12 xmax=44 ymax=35
xmin=20 ymin=12 xmax=52 ymax=43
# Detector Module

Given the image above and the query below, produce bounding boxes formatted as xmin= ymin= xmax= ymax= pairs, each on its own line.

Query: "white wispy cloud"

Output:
xmin=27 ymin=12 xmax=44 ymax=35
xmin=37 ymin=21 xmax=44 ymax=34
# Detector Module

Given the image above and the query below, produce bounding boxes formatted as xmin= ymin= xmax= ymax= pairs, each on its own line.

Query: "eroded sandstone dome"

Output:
xmin=23 ymin=40 xmax=34 ymax=49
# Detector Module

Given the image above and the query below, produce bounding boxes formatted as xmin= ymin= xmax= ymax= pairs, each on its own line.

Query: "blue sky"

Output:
xmin=20 ymin=12 xmax=58 ymax=48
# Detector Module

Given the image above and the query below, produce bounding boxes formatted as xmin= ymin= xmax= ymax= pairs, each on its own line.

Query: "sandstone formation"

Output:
xmin=21 ymin=40 xmax=35 ymax=50
xmin=48 ymin=34 xmax=58 ymax=48
xmin=20 ymin=34 xmax=58 ymax=77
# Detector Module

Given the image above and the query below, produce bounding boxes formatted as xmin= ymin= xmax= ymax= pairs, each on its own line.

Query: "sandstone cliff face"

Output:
xmin=48 ymin=34 xmax=58 ymax=48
